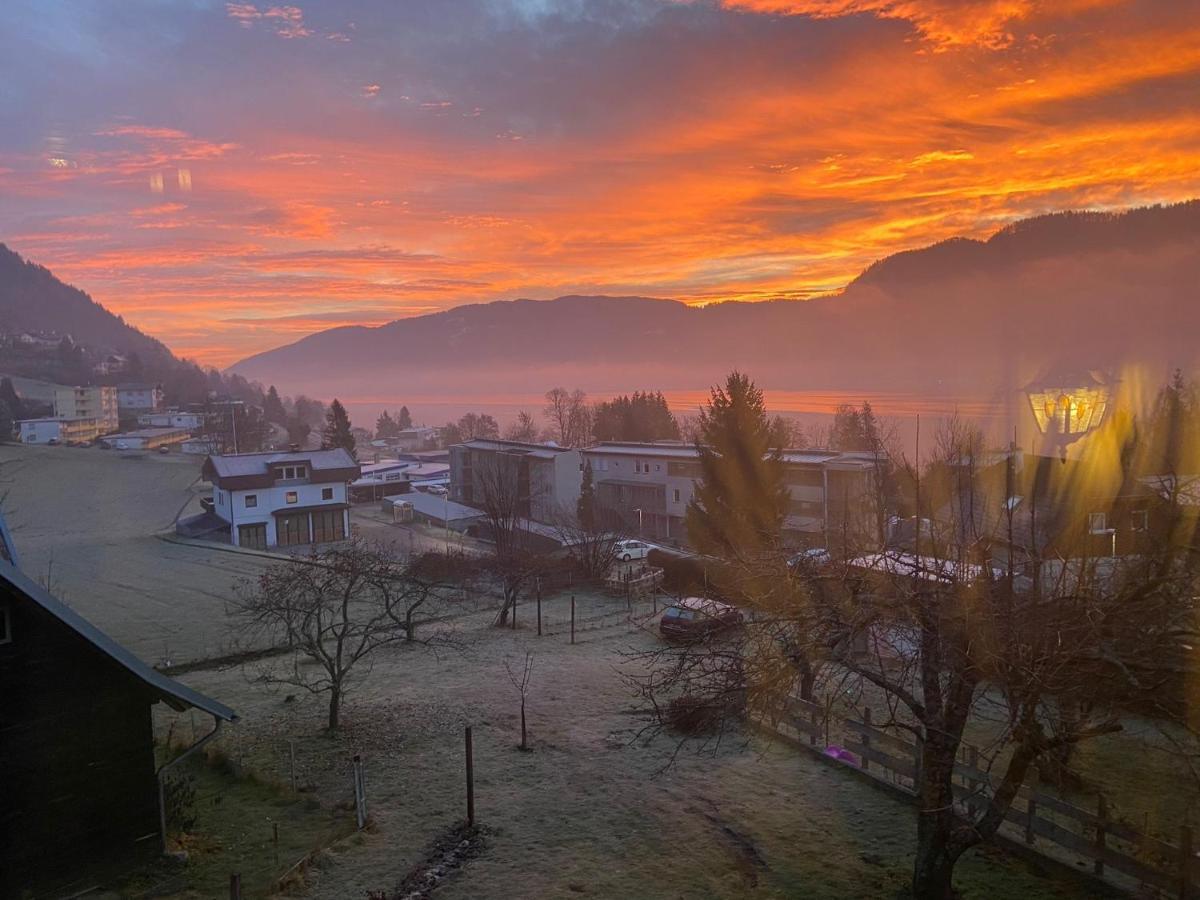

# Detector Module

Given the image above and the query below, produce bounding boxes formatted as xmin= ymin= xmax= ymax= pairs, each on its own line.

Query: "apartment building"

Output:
xmin=54 ymin=385 xmax=118 ymax=433
xmin=202 ymin=448 xmax=360 ymax=549
xmin=18 ymin=417 xmax=106 ymax=444
xmin=580 ymin=442 xmax=879 ymax=551
xmin=116 ymin=383 xmax=163 ymax=411
xmin=449 ymin=438 xmax=582 ymax=523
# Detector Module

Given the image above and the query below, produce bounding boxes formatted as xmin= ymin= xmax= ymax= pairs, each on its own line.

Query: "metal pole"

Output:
xmin=536 ymin=579 xmax=542 ymax=636
xmin=465 ymin=726 xmax=475 ymax=827
xmin=288 ymin=740 xmax=297 ymax=794
xmin=570 ymin=595 xmax=575 ymax=645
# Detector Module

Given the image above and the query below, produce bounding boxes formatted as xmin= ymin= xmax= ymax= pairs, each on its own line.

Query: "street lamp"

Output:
xmin=633 ymin=507 xmax=643 ymax=536
xmin=1024 ymin=370 xmax=1112 ymax=456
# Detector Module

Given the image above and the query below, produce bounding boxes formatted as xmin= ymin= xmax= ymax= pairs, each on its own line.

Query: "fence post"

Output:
xmin=809 ymin=707 xmax=819 ymax=747
xmin=465 ymin=726 xmax=475 ymax=828
xmin=537 ymin=581 xmax=542 ymax=637
xmin=1025 ymin=794 xmax=1037 ymax=846
xmin=1180 ymin=824 xmax=1193 ymax=900
xmin=1094 ymin=795 xmax=1107 ymax=878
xmin=288 ymin=740 xmax=297 ymax=794
xmin=229 ymin=874 xmax=242 ymax=900
xmin=352 ymin=754 xmax=367 ymax=830
xmin=861 ymin=708 xmax=872 ymax=772
xmin=570 ymin=595 xmax=576 ymax=645
xmin=273 ymin=821 xmax=280 ymax=868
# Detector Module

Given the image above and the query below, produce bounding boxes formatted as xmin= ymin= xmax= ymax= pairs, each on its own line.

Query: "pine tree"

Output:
xmin=0 ymin=399 xmax=13 ymax=443
xmin=684 ymin=371 xmax=790 ymax=560
xmin=577 ymin=460 xmax=596 ymax=531
xmin=322 ymin=399 xmax=357 ymax=459
xmin=397 ymin=405 xmax=413 ymax=429
xmin=0 ymin=378 xmax=22 ymax=420
xmin=263 ymin=385 xmax=287 ymax=424
xmin=375 ymin=409 xmax=398 ymax=439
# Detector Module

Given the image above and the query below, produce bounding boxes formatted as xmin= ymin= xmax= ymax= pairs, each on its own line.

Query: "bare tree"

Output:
xmin=474 ymin=452 xmax=550 ymax=625
xmin=504 ymin=410 xmax=540 ymax=443
xmin=231 ymin=539 xmax=458 ymax=730
xmin=550 ymin=505 xmax=622 ymax=581
xmin=632 ymin=417 xmax=1198 ymax=899
xmin=504 ymin=651 xmax=535 ymax=750
xmin=543 ymin=387 xmax=591 ymax=447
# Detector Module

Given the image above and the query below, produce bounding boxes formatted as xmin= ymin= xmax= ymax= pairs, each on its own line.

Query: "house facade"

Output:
xmin=449 ymin=438 xmax=582 ymax=523
xmin=202 ymin=449 xmax=361 ymax=549
xmin=54 ymin=385 xmax=118 ymax=433
xmin=116 ymin=383 xmax=164 ymax=412
xmin=138 ymin=410 xmax=205 ymax=430
xmin=18 ymin=416 xmax=105 ymax=444
xmin=580 ymin=442 xmax=879 ymax=550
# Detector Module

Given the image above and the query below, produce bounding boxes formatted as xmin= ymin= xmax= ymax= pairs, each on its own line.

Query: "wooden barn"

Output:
xmin=0 ymin=526 xmax=237 ymax=897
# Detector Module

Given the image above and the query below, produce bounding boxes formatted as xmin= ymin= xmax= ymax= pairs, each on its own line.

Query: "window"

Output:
xmin=245 ymin=494 xmax=258 ymax=508
xmin=312 ymin=509 xmax=346 ymax=543
xmin=1088 ymin=512 xmax=1108 ymax=534
xmin=0 ymin=604 xmax=11 ymax=644
xmin=217 ymin=490 xmax=224 ymax=506
xmin=275 ymin=464 xmax=309 ymax=481
xmin=322 ymin=487 xmax=334 ymax=500
xmin=1131 ymin=509 xmax=1148 ymax=532
xmin=286 ymin=491 xmax=298 ymax=504
xmin=673 ymin=488 xmax=681 ymax=503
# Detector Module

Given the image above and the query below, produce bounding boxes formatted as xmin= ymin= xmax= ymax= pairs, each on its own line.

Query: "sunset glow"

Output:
xmin=2 ymin=0 xmax=1199 ymax=365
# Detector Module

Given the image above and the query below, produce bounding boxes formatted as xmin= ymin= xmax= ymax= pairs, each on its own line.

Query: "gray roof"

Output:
xmin=398 ymin=491 xmax=486 ymax=523
xmin=206 ymin=447 xmax=357 ymax=478
xmin=457 ymin=438 xmax=571 ymax=459
xmin=583 ymin=442 xmax=874 ymax=467
xmin=0 ymin=557 xmax=237 ymax=721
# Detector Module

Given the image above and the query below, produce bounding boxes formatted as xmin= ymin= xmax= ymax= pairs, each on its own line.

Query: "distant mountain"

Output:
xmin=0 ymin=243 xmax=172 ymax=360
xmin=228 ymin=200 xmax=1200 ymax=401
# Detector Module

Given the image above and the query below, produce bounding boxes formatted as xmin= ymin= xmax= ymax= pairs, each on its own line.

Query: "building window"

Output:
xmin=275 ymin=464 xmax=310 ymax=481
xmin=312 ymin=509 xmax=346 ymax=543
xmin=217 ymin=490 xmax=224 ymax=506
xmin=245 ymin=494 xmax=258 ymax=508
xmin=1131 ymin=509 xmax=1148 ymax=532
xmin=286 ymin=491 xmax=298 ymax=504
xmin=0 ymin=604 xmax=11 ymax=644
xmin=673 ymin=488 xmax=681 ymax=503
xmin=322 ymin=487 xmax=334 ymax=501
xmin=1088 ymin=512 xmax=1108 ymax=534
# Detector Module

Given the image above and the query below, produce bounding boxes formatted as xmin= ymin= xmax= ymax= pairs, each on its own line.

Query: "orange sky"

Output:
xmin=2 ymin=0 xmax=1198 ymax=366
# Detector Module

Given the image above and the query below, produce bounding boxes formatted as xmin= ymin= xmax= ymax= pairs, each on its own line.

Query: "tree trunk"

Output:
xmin=520 ymin=700 xmax=527 ymax=750
xmin=797 ymin=654 xmax=816 ymax=701
xmin=913 ymin=736 xmax=967 ymax=899
xmin=405 ymin=611 xmax=416 ymax=642
xmin=328 ymin=686 xmax=341 ymax=731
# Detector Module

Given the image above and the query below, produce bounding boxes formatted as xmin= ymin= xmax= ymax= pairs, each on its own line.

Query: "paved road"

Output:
xmin=0 ymin=443 xmax=274 ymax=665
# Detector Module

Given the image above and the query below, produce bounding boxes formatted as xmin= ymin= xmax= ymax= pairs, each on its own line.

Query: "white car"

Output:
xmin=425 ymin=484 xmax=448 ymax=495
xmin=615 ymin=539 xmax=651 ymax=561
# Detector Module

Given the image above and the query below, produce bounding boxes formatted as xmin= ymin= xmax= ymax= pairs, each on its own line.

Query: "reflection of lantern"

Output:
xmin=1024 ymin=370 xmax=1112 ymax=446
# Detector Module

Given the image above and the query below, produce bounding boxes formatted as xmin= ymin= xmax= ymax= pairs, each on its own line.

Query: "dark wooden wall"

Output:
xmin=0 ymin=582 xmax=160 ymax=898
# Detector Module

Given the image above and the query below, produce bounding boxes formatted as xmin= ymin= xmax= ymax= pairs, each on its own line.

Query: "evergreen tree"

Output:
xmin=592 ymin=390 xmax=680 ymax=442
xmin=375 ymin=409 xmax=398 ymax=439
xmin=0 ymin=399 xmax=13 ymax=442
xmin=263 ymin=385 xmax=287 ymax=424
xmin=684 ymin=372 xmax=790 ymax=560
xmin=322 ymin=399 xmax=357 ymax=459
xmin=0 ymin=378 xmax=22 ymax=420
xmin=577 ymin=460 xmax=596 ymax=531
xmin=397 ymin=405 xmax=413 ymax=429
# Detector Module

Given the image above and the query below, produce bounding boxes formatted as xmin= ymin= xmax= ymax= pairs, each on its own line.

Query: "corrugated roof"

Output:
xmin=0 ymin=558 xmax=237 ymax=721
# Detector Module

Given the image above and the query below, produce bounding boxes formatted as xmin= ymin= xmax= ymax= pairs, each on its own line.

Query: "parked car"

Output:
xmin=158 ymin=445 xmax=171 ymax=454
xmin=659 ymin=596 xmax=743 ymax=640
xmin=46 ymin=437 xmax=60 ymax=446
xmin=615 ymin=539 xmax=651 ymax=561
xmin=787 ymin=547 xmax=832 ymax=569
xmin=425 ymin=484 xmax=448 ymax=495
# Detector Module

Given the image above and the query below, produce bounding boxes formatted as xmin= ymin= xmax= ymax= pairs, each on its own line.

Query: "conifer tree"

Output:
xmin=684 ymin=371 xmax=789 ymax=560
xmin=375 ymin=409 xmax=398 ymax=439
xmin=322 ymin=398 xmax=357 ymax=459
xmin=397 ymin=405 xmax=413 ymax=429
xmin=577 ymin=460 xmax=596 ymax=531
xmin=263 ymin=385 xmax=287 ymax=425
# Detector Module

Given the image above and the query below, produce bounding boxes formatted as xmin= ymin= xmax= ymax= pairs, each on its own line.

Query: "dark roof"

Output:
xmin=203 ymin=448 xmax=360 ymax=489
xmin=0 ymin=558 xmax=237 ymax=721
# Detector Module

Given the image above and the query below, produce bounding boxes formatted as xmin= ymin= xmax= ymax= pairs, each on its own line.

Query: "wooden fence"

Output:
xmin=771 ymin=696 xmax=1197 ymax=898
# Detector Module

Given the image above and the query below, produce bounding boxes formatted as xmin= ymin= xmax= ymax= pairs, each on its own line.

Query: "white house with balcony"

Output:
xmin=201 ymin=449 xmax=361 ymax=549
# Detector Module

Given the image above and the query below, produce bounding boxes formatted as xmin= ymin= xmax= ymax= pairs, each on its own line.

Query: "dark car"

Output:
xmin=659 ymin=597 xmax=743 ymax=640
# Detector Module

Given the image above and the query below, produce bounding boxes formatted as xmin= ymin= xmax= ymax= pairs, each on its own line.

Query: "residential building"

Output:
xmin=138 ymin=410 xmax=205 ymax=430
xmin=580 ymin=442 xmax=879 ymax=550
xmin=0 ymin=538 xmax=236 ymax=897
xmin=116 ymin=383 xmax=164 ymax=411
xmin=201 ymin=449 xmax=361 ymax=549
xmin=18 ymin=416 xmax=105 ymax=444
xmin=54 ymin=385 xmax=118 ymax=433
xmin=100 ymin=427 xmax=191 ymax=450
xmin=449 ymin=438 xmax=583 ymax=524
